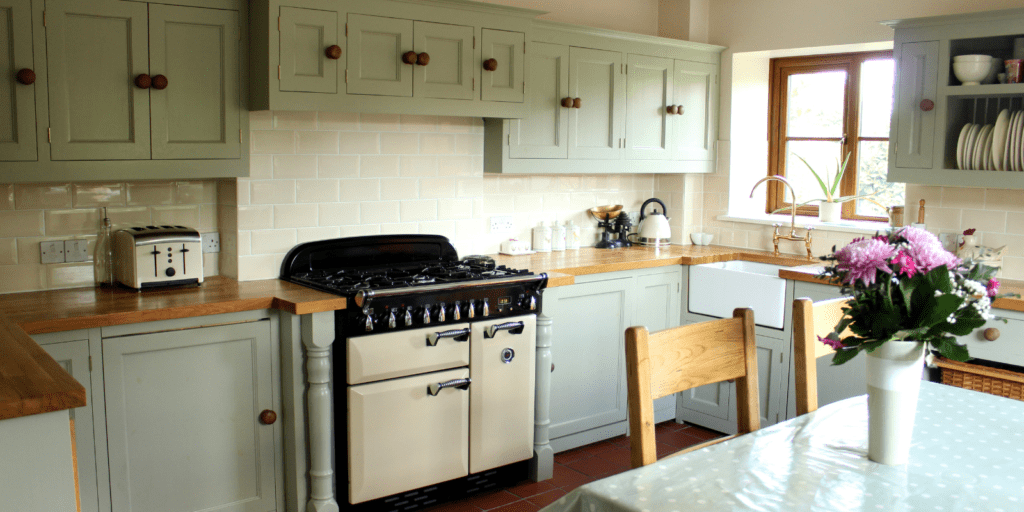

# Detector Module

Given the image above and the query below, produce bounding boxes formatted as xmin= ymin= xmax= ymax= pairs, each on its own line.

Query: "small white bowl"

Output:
xmin=700 ymin=234 xmax=714 ymax=245
xmin=982 ymin=57 xmax=1002 ymax=84
xmin=954 ymin=54 xmax=993 ymax=62
xmin=954 ymin=60 xmax=992 ymax=85
xmin=690 ymin=233 xmax=703 ymax=245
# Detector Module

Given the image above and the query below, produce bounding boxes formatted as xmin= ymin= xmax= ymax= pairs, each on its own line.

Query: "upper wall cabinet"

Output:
xmin=885 ymin=8 xmax=1024 ymax=189
xmin=0 ymin=0 xmax=248 ymax=182
xmin=484 ymin=21 xmax=723 ymax=174
xmin=250 ymin=0 xmax=539 ymax=117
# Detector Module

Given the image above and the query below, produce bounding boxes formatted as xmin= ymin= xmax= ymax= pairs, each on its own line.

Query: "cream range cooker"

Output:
xmin=281 ymin=235 xmax=546 ymax=508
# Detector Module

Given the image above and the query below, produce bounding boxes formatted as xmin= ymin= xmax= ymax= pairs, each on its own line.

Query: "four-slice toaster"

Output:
xmin=112 ymin=226 xmax=204 ymax=289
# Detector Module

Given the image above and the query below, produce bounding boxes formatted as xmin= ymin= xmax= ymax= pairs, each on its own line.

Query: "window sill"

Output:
xmin=717 ymin=214 xmax=898 ymax=235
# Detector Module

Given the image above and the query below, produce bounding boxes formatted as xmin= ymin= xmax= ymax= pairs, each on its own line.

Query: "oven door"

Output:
xmin=346 ymin=322 xmax=471 ymax=384
xmin=470 ymin=314 xmax=536 ymax=473
xmin=348 ymin=367 xmax=470 ymax=504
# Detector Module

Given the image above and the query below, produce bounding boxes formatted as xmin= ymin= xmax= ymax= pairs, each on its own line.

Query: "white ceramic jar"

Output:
xmin=552 ymin=220 xmax=566 ymax=251
xmin=566 ymin=221 xmax=581 ymax=250
xmin=532 ymin=221 xmax=552 ymax=252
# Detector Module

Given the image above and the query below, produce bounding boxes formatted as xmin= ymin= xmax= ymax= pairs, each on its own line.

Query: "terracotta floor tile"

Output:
xmin=658 ymin=428 xmax=706 ymax=449
xmin=488 ymin=500 xmax=541 ymax=512
xmin=467 ymin=490 xmax=520 ymax=510
xmin=422 ymin=498 xmax=485 ymax=512
xmin=680 ymin=423 xmax=723 ymax=441
xmin=526 ymin=489 xmax=568 ymax=508
xmin=506 ymin=480 xmax=556 ymax=499
xmin=549 ymin=465 xmax=591 ymax=490
xmin=606 ymin=435 xmax=630 ymax=447
xmin=656 ymin=441 xmax=684 ymax=459
xmin=553 ymin=447 xmax=590 ymax=465
xmin=594 ymin=446 xmax=632 ymax=468
xmin=580 ymin=440 xmax=618 ymax=456
xmin=565 ymin=455 xmax=624 ymax=477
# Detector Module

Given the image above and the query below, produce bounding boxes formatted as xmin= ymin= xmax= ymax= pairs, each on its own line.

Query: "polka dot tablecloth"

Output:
xmin=544 ymin=383 xmax=1024 ymax=512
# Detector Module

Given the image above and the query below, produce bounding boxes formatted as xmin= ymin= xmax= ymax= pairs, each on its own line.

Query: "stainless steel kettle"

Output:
xmin=632 ymin=198 xmax=672 ymax=247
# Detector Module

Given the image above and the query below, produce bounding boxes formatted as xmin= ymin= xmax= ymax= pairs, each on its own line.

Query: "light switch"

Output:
xmin=40 ymin=241 xmax=65 ymax=264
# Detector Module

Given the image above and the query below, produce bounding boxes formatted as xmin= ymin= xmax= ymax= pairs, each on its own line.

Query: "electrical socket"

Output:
xmin=64 ymin=239 xmax=90 ymax=263
xmin=40 ymin=241 xmax=65 ymax=264
xmin=626 ymin=211 xmax=640 ymax=226
xmin=201 ymin=232 xmax=221 ymax=253
xmin=489 ymin=216 xmax=513 ymax=234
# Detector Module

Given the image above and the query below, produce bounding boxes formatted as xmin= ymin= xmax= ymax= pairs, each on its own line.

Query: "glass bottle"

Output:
xmin=95 ymin=207 xmax=114 ymax=286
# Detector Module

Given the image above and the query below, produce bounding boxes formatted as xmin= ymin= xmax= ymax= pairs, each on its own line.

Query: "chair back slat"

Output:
xmin=648 ymin=317 xmax=747 ymax=399
xmin=793 ymin=297 xmax=852 ymax=416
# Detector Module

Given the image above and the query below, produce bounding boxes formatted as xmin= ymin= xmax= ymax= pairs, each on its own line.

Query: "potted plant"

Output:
xmin=792 ymin=152 xmax=878 ymax=222
xmin=816 ymin=226 xmax=1016 ymax=465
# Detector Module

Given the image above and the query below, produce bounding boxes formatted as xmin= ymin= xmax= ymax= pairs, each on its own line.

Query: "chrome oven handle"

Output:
xmin=426 ymin=328 xmax=471 ymax=347
xmin=485 ymin=321 xmax=525 ymax=339
xmin=427 ymin=378 xmax=471 ymax=396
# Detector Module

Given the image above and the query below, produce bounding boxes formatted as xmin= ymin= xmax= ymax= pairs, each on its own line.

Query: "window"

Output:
xmin=766 ymin=51 xmax=904 ymax=222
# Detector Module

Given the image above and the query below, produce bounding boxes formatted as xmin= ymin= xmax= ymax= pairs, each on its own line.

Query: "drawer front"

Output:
xmin=347 ymin=322 xmax=470 ymax=384
xmin=348 ymin=368 xmax=469 ymax=504
xmin=469 ymin=315 xmax=535 ymax=473
xmin=957 ymin=317 xmax=1024 ymax=367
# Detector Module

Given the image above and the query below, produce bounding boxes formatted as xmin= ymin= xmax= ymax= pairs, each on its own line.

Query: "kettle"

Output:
xmin=631 ymin=198 xmax=672 ymax=247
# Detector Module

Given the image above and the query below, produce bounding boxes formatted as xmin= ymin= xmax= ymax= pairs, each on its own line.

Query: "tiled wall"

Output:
xmin=222 ymin=112 xmax=660 ymax=281
xmin=0 ymin=181 xmax=219 ymax=293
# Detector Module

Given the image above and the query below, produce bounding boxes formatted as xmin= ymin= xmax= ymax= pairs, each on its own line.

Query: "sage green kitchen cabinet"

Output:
xmin=546 ymin=266 xmax=682 ymax=452
xmin=568 ymin=47 xmax=625 ymax=160
xmin=672 ymin=59 xmax=717 ymax=163
xmin=892 ymin=40 xmax=938 ymax=170
xmin=102 ymin=319 xmax=279 ymax=512
xmin=506 ymin=41 xmax=569 ymax=159
xmin=251 ymin=0 xmax=537 ymax=117
xmin=0 ymin=0 xmax=36 ymax=162
xmin=625 ymin=54 xmax=673 ymax=160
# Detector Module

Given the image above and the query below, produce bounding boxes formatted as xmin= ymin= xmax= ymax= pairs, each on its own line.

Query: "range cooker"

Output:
xmin=281 ymin=235 xmax=547 ymax=509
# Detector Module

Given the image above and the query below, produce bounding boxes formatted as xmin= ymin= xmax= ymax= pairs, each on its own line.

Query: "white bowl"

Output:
xmin=954 ymin=60 xmax=992 ymax=85
xmin=954 ymin=54 xmax=993 ymax=62
xmin=690 ymin=233 xmax=703 ymax=245
xmin=700 ymin=234 xmax=714 ymax=245
xmin=982 ymin=57 xmax=1002 ymax=84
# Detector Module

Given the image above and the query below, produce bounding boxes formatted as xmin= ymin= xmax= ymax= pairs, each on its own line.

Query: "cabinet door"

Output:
xmin=568 ymin=47 xmax=624 ymax=160
xmin=0 ymin=0 xmax=35 ymax=162
xmin=893 ymin=41 xmax=937 ymax=169
xmin=754 ymin=334 xmax=787 ymax=428
xmin=41 ymin=339 xmax=99 ymax=512
xmin=480 ymin=29 xmax=524 ymax=103
xmin=633 ymin=271 xmax=682 ymax=414
xmin=279 ymin=6 xmax=338 ymax=94
xmin=346 ymin=14 xmax=413 ymax=97
xmin=103 ymin=321 xmax=276 ymax=512
xmin=545 ymin=277 xmax=633 ymax=439
xmin=625 ymin=54 xmax=673 ymax=160
xmin=46 ymin=0 xmax=150 ymax=161
xmin=413 ymin=21 xmax=474 ymax=100
xmin=149 ymin=4 xmax=240 ymax=160
xmin=508 ymin=42 xmax=568 ymax=159
xmin=672 ymin=60 xmax=716 ymax=161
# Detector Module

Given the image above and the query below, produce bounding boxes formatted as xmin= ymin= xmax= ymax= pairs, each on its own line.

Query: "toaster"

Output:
xmin=112 ymin=226 xmax=204 ymax=289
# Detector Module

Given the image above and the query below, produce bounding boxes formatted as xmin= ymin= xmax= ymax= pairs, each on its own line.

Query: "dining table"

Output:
xmin=541 ymin=382 xmax=1024 ymax=512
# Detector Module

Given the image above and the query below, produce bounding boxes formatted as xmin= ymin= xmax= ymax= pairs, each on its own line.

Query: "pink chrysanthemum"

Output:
xmin=892 ymin=250 xmax=917 ymax=278
xmin=834 ymin=238 xmax=896 ymax=286
xmin=899 ymin=226 xmax=960 ymax=273
xmin=987 ymin=278 xmax=1000 ymax=297
xmin=817 ymin=335 xmax=843 ymax=350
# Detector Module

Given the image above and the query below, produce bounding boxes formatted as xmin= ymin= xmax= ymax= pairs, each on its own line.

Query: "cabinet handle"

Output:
xmin=325 ymin=45 xmax=342 ymax=60
xmin=134 ymin=74 xmax=151 ymax=89
xmin=919 ymin=99 xmax=934 ymax=112
xmin=427 ymin=378 xmax=471 ymax=396
xmin=402 ymin=51 xmax=418 ymax=65
xmin=16 ymin=68 xmax=35 ymax=85
xmin=666 ymin=105 xmax=676 ymax=115
xmin=677 ymin=105 xmax=684 ymax=115
xmin=551 ymin=363 xmax=555 ymax=372
xmin=984 ymin=327 xmax=1000 ymax=341
xmin=416 ymin=52 xmax=430 ymax=66
xmin=151 ymin=74 xmax=168 ymax=90
xmin=259 ymin=409 xmax=278 ymax=425
xmin=483 ymin=58 xmax=498 ymax=71
xmin=561 ymin=97 xmax=573 ymax=108
xmin=572 ymin=97 xmax=581 ymax=109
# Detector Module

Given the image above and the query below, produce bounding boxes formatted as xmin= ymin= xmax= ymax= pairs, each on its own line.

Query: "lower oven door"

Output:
xmin=348 ymin=367 xmax=470 ymax=504
xmin=469 ymin=314 xmax=536 ymax=473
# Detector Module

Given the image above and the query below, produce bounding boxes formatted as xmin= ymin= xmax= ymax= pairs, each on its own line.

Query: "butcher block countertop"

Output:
xmin=0 ymin=276 xmax=344 ymax=421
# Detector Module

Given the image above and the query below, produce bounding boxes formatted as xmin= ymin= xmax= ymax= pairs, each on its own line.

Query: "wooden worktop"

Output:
xmin=0 ymin=276 xmax=345 ymax=421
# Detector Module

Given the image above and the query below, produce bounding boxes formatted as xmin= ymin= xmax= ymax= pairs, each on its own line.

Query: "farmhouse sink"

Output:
xmin=688 ymin=261 xmax=790 ymax=329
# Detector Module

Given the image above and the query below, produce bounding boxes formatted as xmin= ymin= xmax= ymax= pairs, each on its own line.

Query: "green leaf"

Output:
xmin=830 ymin=152 xmax=852 ymax=197
xmin=830 ymin=348 xmax=860 ymax=365
xmin=916 ymin=294 xmax=962 ymax=329
xmin=795 ymin=154 xmax=833 ymax=202
xmin=935 ymin=339 xmax=970 ymax=362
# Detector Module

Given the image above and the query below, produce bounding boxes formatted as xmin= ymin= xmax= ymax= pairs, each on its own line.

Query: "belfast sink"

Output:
xmin=688 ymin=260 xmax=789 ymax=328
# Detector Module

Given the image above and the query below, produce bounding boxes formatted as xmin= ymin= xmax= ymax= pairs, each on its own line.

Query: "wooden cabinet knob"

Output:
xmin=561 ymin=97 xmax=573 ymax=108
xmin=259 ymin=409 xmax=277 ymax=425
xmin=677 ymin=105 xmax=684 ymax=115
xmin=483 ymin=58 xmax=498 ymax=71
xmin=919 ymin=99 xmax=934 ymax=112
xmin=151 ymin=74 xmax=168 ymax=90
xmin=666 ymin=105 xmax=676 ymax=115
xmin=551 ymin=363 xmax=555 ymax=372
xmin=984 ymin=328 xmax=1000 ymax=341
xmin=135 ymin=74 xmax=151 ymax=89
xmin=402 ymin=51 xmax=418 ymax=65
xmin=572 ymin=97 xmax=581 ymax=109
xmin=416 ymin=52 xmax=430 ymax=66
xmin=16 ymin=68 xmax=35 ymax=85
xmin=325 ymin=45 xmax=342 ymax=60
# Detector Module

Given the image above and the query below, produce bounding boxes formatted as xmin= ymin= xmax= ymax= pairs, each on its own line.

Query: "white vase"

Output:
xmin=865 ymin=341 xmax=926 ymax=465
xmin=818 ymin=202 xmax=842 ymax=223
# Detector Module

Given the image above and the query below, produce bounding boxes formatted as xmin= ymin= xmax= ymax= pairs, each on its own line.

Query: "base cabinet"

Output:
xmin=545 ymin=266 xmax=682 ymax=452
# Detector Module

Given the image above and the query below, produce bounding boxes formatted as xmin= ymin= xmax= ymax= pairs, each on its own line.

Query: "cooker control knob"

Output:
xmin=468 ymin=300 xmax=476 ymax=319
xmin=363 ymin=314 xmax=374 ymax=333
xmin=403 ymin=307 xmax=413 ymax=327
xmin=482 ymin=298 xmax=490 ymax=317
xmin=387 ymin=309 xmax=397 ymax=329
xmin=453 ymin=301 xmax=462 ymax=321
xmin=438 ymin=302 xmax=446 ymax=322
xmin=422 ymin=305 xmax=432 ymax=324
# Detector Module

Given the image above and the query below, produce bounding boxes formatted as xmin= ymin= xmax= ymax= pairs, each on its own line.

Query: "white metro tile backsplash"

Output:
xmin=0 ymin=181 xmax=220 ymax=293
xmin=229 ymin=112 xmax=659 ymax=281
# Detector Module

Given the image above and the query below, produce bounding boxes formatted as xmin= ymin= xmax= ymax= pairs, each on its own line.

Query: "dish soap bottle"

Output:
xmin=95 ymin=207 xmax=114 ymax=286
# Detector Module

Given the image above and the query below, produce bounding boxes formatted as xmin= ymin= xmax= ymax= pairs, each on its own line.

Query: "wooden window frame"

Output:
xmin=767 ymin=50 xmax=893 ymax=222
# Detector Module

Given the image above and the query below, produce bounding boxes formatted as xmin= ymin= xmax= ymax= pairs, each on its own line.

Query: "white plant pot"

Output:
xmin=818 ymin=202 xmax=842 ymax=223
xmin=865 ymin=341 xmax=926 ymax=465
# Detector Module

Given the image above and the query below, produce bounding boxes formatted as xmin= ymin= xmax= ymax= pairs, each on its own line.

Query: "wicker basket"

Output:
xmin=934 ymin=357 xmax=1024 ymax=402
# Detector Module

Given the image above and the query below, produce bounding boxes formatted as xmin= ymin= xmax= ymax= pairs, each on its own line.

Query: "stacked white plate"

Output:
xmin=957 ymin=109 xmax=1024 ymax=171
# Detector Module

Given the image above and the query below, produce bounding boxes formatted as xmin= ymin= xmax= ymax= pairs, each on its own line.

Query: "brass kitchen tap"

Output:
xmin=749 ymin=176 xmax=814 ymax=260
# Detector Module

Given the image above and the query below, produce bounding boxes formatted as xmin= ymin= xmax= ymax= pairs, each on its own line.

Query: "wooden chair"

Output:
xmin=792 ymin=297 xmax=852 ymax=416
xmin=624 ymin=308 xmax=760 ymax=469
